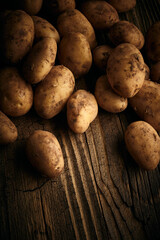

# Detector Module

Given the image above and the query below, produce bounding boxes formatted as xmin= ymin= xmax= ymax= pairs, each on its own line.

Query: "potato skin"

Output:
xmin=107 ymin=43 xmax=145 ymax=98
xmin=22 ymin=38 xmax=57 ymax=84
xmin=26 ymin=130 xmax=64 ymax=178
xmin=95 ymin=75 xmax=128 ymax=113
xmin=93 ymin=45 xmax=113 ymax=71
xmin=1 ymin=10 xmax=34 ymax=64
xmin=0 ymin=111 xmax=18 ymax=144
xmin=32 ymin=16 xmax=60 ymax=43
xmin=57 ymin=9 xmax=97 ymax=49
xmin=0 ymin=67 xmax=33 ymax=117
xmin=81 ymin=1 xmax=119 ymax=30
xmin=18 ymin=0 xmax=43 ymax=15
xmin=34 ymin=65 xmax=75 ymax=119
xmin=58 ymin=32 xmax=92 ymax=79
xmin=144 ymin=63 xmax=150 ymax=80
xmin=67 ymin=90 xmax=98 ymax=133
xmin=150 ymin=62 xmax=160 ymax=83
xmin=108 ymin=21 xmax=144 ymax=50
xmin=43 ymin=0 xmax=76 ymax=16
xmin=129 ymin=80 xmax=160 ymax=131
xmin=108 ymin=0 xmax=136 ymax=12
xmin=125 ymin=121 xmax=160 ymax=170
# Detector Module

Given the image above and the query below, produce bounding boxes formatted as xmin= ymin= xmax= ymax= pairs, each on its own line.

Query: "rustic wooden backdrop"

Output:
xmin=0 ymin=0 xmax=160 ymax=239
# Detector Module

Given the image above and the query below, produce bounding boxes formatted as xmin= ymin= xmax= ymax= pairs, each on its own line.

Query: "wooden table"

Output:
xmin=0 ymin=0 xmax=160 ymax=239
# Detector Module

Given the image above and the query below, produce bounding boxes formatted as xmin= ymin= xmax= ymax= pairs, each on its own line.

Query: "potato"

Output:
xmin=32 ymin=16 xmax=60 ymax=43
xmin=129 ymin=80 xmax=160 ymax=131
xmin=22 ymin=38 xmax=57 ymax=84
xmin=17 ymin=0 xmax=43 ymax=15
xmin=43 ymin=0 xmax=76 ymax=16
xmin=125 ymin=121 xmax=160 ymax=170
xmin=81 ymin=1 xmax=119 ymax=30
xmin=0 ymin=67 xmax=33 ymax=117
xmin=93 ymin=45 xmax=113 ymax=71
xmin=0 ymin=111 xmax=18 ymax=144
xmin=95 ymin=75 xmax=128 ymax=113
xmin=144 ymin=63 xmax=150 ymax=80
xmin=1 ymin=10 xmax=34 ymax=64
xmin=145 ymin=21 xmax=160 ymax=62
xmin=150 ymin=62 xmax=160 ymax=83
xmin=57 ymin=9 xmax=97 ymax=49
xmin=67 ymin=90 xmax=98 ymax=133
xmin=58 ymin=32 xmax=92 ymax=79
xmin=26 ymin=130 xmax=64 ymax=178
xmin=107 ymin=0 xmax=136 ymax=12
xmin=34 ymin=65 xmax=75 ymax=119
xmin=107 ymin=43 xmax=145 ymax=98
xmin=108 ymin=21 xmax=144 ymax=50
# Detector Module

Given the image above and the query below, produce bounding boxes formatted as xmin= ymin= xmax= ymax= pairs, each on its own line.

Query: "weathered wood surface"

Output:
xmin=0 ymin=0 xmax=160 ymax=239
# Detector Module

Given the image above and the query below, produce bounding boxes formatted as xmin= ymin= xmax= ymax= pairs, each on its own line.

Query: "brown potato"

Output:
xmin=22 ymin=38 xmax=57 ymax=84
xmin=1 ymin=10 xmax=34 ymax=64
xmin=107 ymin=43 xmax=145 ymax=98
xmin=43 ymin=0 xmax=76 ymax=16
xmin=34 ymin=65 xmax=75 ymax=119
xmin=58 ymin=32 xmax=92 ymax=79
xmin=32 ymin=16 xmax=60 ymax=43
xmin=95 ymin=75 xmax=128 ymax=113
xmin=26 ymin=130 xmax=64 ymax=178
xmin=150 ymin=62 xmax=160 ymax=83
xmin=57 ymin=9 xmax=97 ymax=49
xmin=17 ymin=0 xmax=43 ymax=15
xmin=108 ymin=21 xmax=144 ymax=50
xmin=129 ymin=80 xmax=160 ymax=131
xmin=144 ymin=63 xmax=150 ymax=80
xmin=125 ymin=121 xmax=160 ymax=170
xmin=93 ymin=45 xmax=113 ymax=71
xmin=0 ymin=67 xmax=33 ymax=117
xmin=108 ymin=0 xmax=136 ymax=12
xmin=67 ymin=90 xmax=98 ymax=133
xmin=81 ymin=1 xmax=119 ymax=30
xmin=0 ymin=111 xmax=18 ymax=144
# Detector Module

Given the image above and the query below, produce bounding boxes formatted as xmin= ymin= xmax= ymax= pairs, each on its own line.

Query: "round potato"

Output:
xmin=95 ymin=75 xmax=128 ymax=113
xmin=81 ymin=1 xmax=119 ymax=30
xmin=26 ymin=130 xmax=64 ymax=178
xmin=107 ymin=43 xmax=145 ymax=98
xmin=0 ymin=111 xmax=18 ymax=144
xmin=1 ymin=10 xmax=34 ymax=64
xmin=0 ymin=67 xmax=33 ymax=117
xmin=34 ymin=65 xmax=75 ymax=119
xmin=17 ymin=0 xmax=43 ymax=15
xmin=43 ymin=0 xmax=76 ymax=16
xmin=67 ymin=90 xmax=98 ymax=133
xmin=108 ymin=21 xmax=144 ymax=50
xmin=150 ymin=62 xmax=160 ymax=83
xmin=145 ymin=21 xmax=160 ymax=62
xmin=22 ymin=38 xmax=57 ymax=84
xmin=57 ymin=9 xmax=97 ymax=49
xmin=125 ymin=121 xmax=160 ymax=170
xmin=93 ymin=45 xmax=113 ymax=71
xmin=108 ymin=0 xmax=136 ymax=12
xmin=58 ymin=32 xmax=92 ymax=79
xmin=32 ymin=16 xmax=60 ymax=43
xmin=144 ymin=63 xmax=150 ymax=80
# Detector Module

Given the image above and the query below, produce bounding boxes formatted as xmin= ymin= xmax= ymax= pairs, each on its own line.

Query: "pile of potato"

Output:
xmin=0 ymin=0 xmax=160 ymax=178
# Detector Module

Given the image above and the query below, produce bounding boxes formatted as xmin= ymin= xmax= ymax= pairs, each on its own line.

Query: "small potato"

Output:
xmin=1 ymin=10 xmax=34 ymax=64
xmin=58 ymin=32 xmax=92 ymax=79
xmin=150 ymin=62 xmax=160 ymax=83
xmin=145 ymin=21 xmax=160 ymax=62
xmin=81 ymin=1 xmax=119 ymax=30
xmin=144 ymin=63 xmax=150 ymax=80
xmin=22 ymin=38 xmax=57 ymax=84
xmin=34 ymin=65 xmax=75 ymax=119
xmin=107 ymin=43 xmax=145 ymax=98
xmin=108 ymin=0 xmax=136 ymax=12
xmin=57 ymin=9 xmax=97 ymax=49
xmin=95 ymin=75 xmax=128 ymax=113
xmin=0 ymin=111 xmax=18 ymax=144
xmin=32 ymin=16 xmax=60 ymax=43
xmin=26 ymin=130 xmax=64 ymax=178
xmin=17 ymin=0 xmax=43 ymax=15
xmin=108 ymin=21 xmax=144 ymax=50
xmin=93 ymin=45 xmax=113 ymax=71
xmin=0 ymin=67 xmax=33 ymax=117
xmin=43 ymin=0 xmax=76 ymax=16
xmin=125 ymin=121 xmax=160 ymax=170
xmin=67 ymin=90 xmax=98 ymax=133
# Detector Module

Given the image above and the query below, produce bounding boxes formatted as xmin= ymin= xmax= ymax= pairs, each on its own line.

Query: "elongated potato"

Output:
xmin=125 ymin=121 xmax=160 ymax=170
xmin=34 ymin=65 xmax=75 ymax=119
xmin=0 ymin=111 xmax=18 ymax=144
xmin=129 ymin=80 xmax=160 ymax=131
xmin=108 ymin=0 xmax=136 ymax=12
xmin=22 ymin=38 xmax=57 ymax=84
xmin=93 ymin=45 xmax=113 ymax=71
xmin=95 ymin=75 xmax=128 ymax=113
xmin=26 ymin=130 xmax=64 ymax=178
